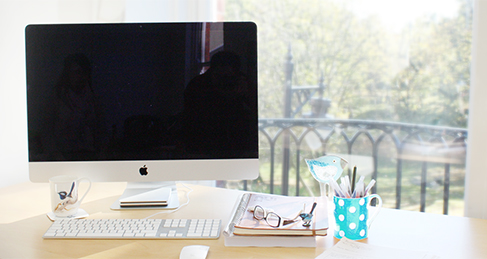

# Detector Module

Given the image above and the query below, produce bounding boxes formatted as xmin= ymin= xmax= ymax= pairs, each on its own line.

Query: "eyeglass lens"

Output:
xmin=253 ymin=206 xmax=281 ymax=227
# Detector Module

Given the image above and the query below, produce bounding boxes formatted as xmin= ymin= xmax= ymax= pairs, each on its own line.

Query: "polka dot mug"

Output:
xmin=333 ymin=194 xmax=382 ymax=240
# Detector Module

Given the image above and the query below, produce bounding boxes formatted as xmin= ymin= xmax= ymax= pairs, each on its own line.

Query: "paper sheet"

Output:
xmin=316 ymin=238 xmax=440 ymax=259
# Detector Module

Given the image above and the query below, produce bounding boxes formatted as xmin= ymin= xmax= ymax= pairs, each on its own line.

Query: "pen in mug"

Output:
xmin=352 ymin=176 xmax=365 ymax=198
xmin=329 ymin=177 xmax=346 ymax=198
xmin=339 ymin=180 xmax=350 ymax=198
xmin=351 ymin=166 xmax=357 ymax=193
xmin=344 ymin=175 xmax=351 ymax=195
xmin=364 ymin=179 xmax=376 ymax=195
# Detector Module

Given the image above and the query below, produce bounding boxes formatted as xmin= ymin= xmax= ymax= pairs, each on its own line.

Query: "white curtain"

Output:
xmin=465 ymin=0 xmax=487 ymax=219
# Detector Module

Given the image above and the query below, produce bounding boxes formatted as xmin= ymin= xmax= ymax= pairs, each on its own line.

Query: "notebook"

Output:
xmin=227 ymin=192 xmax=328 ymax=236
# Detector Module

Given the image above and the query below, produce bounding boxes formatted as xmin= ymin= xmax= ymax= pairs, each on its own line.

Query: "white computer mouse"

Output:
xmin=179 ymin=245 xmax=210 ymax=259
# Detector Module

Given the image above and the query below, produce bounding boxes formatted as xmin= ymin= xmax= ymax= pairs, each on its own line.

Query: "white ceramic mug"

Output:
xmin=49 ymin=175 xmax=91 ymax=217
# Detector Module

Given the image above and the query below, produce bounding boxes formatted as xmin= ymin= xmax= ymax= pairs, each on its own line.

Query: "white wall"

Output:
xmin=125 ymin=0 xmax=217 ymax=22
xmin=0 ymin=1 xmax=54 ymax=188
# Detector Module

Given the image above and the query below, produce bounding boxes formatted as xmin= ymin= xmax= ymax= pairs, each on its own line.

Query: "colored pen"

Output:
xmin=351 ymin=166 xmax=357 ymax=194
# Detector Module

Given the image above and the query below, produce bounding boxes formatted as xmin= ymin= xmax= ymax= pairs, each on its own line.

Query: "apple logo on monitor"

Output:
xmin=139 ymin=165 xmax=148 ymax=176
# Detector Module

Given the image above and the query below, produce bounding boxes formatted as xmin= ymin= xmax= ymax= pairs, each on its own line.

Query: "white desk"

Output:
xmin=0 ymin=182 xmax=485 ymax=258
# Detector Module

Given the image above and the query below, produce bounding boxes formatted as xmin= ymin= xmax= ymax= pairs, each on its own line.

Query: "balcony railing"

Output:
xmin=227 ymin=118 xmax=467 ymax=215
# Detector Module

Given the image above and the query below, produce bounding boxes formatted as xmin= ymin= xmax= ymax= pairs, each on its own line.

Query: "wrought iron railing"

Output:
xmin=233 ymin=118 xmax=467 ymax=215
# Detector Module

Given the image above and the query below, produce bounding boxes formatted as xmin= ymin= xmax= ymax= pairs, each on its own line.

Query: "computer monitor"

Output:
xmin=25 ymin=22 xmax=259 ymax=209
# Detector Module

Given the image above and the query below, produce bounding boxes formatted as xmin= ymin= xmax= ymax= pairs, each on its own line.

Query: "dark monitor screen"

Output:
xmin=26 ymin=22 xmax=258 ymax=163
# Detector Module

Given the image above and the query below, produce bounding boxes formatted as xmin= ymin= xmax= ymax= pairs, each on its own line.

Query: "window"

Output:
xmin=219 ymin=0 xmax=473 ymax=216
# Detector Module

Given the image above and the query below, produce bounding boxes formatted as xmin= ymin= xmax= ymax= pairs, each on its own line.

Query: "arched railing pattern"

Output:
xmin=240 ymin=118 xmax=468 ymax=215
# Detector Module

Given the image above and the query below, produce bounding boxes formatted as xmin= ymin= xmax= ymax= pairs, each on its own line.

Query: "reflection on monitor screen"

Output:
xmin=26 ymin=22 xmax=259 ymax=209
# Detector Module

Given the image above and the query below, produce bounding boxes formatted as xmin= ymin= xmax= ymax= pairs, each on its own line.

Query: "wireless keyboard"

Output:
xmin=43 ymin=218 xmax=221 ymax=239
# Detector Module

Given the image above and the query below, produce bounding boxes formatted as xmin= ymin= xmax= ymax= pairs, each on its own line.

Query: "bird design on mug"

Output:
xmin=54 ymin=182 xmax=78 ymax=212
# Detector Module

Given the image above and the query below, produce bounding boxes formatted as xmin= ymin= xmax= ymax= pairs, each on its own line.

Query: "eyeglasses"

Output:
xmin=251 ymin=205 xmax=303 ymax=228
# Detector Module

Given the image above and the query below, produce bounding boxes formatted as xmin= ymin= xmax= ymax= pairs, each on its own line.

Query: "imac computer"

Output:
xmin=25 ymin=22 xmax=259 ymax=209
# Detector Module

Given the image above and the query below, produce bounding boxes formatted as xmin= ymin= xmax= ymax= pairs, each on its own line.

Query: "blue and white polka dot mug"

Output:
xmin=333 ymin=194 xmax=382 ymax=240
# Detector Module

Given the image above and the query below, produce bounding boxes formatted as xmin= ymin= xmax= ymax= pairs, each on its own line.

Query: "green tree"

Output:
xmin=224 ymin=0 xmax=393 ymax=119
xmin=392 ymin=0 xmax=472 ymax=127
xmin=223 ymin=0 xmax=472 ymax=127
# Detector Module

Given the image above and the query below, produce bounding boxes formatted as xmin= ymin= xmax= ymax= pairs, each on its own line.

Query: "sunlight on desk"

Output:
xmin=0 ymin=182 xmax=125 ymax=224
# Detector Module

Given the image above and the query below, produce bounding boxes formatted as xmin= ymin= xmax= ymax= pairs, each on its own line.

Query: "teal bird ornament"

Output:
xmin=305 ymin=155 xmax=348 ymax=183
xmin=305 ymin=155 xmax=348 ymax=197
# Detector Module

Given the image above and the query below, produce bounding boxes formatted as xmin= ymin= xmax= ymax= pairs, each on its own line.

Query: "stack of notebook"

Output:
xmin=223 ymin=192 xmax=328 ymax=247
